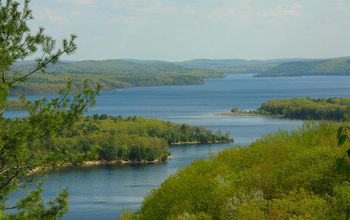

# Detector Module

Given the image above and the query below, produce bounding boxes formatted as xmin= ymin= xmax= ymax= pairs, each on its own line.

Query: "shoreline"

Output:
xmin=214 ymin=111 xmax=261 ymax=117
xmin=215 ymin=111 xmax=305 ymax=121
xmin=27 ymin=139 xmax=234 ymax=176
xmin=82 ymin=158 xmax=165 ymax=166
xmin=170 ymin=140 xmax=233 ymax=145
xmin=28 ymin=156 xmax=171 ymax=176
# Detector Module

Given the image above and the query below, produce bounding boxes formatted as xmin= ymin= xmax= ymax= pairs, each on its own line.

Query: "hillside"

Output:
xmin=9 ymin=60 xmax=224 ymax=95
xmin=12 ymin=59 xmax=202 ymax=75
xmin=177 ymin=58 xmax=307 ymax=73
xmin=260 ymin=57 xmax=350 ymax=76
xmin=178 ymin=57 xmax=350 ymax=76
xmin=123 ymin=121 xmax=350 ymax=219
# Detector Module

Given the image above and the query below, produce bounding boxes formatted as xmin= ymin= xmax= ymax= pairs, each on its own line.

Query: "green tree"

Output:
xmin=0 ymin=0 xmax=100 ymax=218
xmin=337 ymin=120 xmax=350 ymax=219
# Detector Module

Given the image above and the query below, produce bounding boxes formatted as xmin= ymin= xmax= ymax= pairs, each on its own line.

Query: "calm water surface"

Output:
xmin=8 ymin=74 xmax=350 ymax=219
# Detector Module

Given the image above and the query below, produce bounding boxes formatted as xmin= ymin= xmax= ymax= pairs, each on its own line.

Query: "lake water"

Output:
xmin=8 ymin=74 xmax=350 ymax=219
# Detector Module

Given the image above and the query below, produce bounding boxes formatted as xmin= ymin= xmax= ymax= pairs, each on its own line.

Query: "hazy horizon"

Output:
xmin=21 ymin=56 xmax=349 ymax=63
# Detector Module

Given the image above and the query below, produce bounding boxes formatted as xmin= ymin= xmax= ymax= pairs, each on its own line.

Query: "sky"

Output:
xmin=28 ymin=0 xmax=350 ymax=61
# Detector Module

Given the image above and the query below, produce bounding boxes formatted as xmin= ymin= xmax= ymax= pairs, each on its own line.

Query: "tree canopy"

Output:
xmin=0 ymin=0 xmax=99 ymax=218
xmin=28 ymin=115 xmax=232 ymax=166
xmin=258 ymin=97 xmax=350 ymax=120
xmin=124 ymin=121 xmax=350 ymax=219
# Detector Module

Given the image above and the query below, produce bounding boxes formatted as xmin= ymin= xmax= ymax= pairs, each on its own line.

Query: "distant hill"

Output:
xmin=177 ymin=58 xmax=309 ymax=73
xmin=9 ymin=59 xmax=224 ymax=95
xmin=14 ymin=57 xmax=350 ymax=77
xmin=177 ymin=58 xmax=304 ymax=68
xmin=9 ymin=57 xmax=350 ymax=95
xmin=260 ymin=57 xmax=350 ymax=76
xmin=11 ymin=59 xmax=191 ymax=75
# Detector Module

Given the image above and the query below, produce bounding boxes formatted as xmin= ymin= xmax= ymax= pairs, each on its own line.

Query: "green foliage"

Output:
xmin=0 ymin=83 xmax=9 ymax=110
xmin=0 ymin=82 xmax=99 ymax=218
xmin=28 ymin=115 xmax=232 ymax=165
xmin=336 ymin=120 xmax=350 ymax=185
xmin=258 ymin=97 xmax=350 ymax=120
xmin=266 ymin=189 xmax=331 ymax=219
xmin=0 ymin=0 xmax=99 ymax=218
xmin=168 ymin=212 xmax=212 ymax=220
xmin=123 ymin=121 xmax=350 ymax=219
xmin=4 ymin=184 xmax=68 ymax=220
xmin=337 ymin=121 xmax=350 ymax=147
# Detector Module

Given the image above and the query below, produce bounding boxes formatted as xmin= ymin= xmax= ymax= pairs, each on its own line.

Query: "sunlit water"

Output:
xmin=7 ymin=74 xmax=350 ymax=219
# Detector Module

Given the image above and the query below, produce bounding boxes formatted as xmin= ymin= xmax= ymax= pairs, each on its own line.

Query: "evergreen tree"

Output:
xmin=0 ymin=0 xmax=100 ymax=218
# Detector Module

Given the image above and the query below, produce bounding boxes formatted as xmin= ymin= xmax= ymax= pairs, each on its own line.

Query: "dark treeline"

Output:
xmin=28 ymin=115 xmax=232 ymax=166
xmin=258 ymin=97 xmax=350 ymax=120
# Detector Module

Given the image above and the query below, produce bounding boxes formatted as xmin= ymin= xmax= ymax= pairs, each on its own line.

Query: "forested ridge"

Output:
xmin=179 ymin=57 xmax=350 ymax=76
xmin=258 ymin=97 xmax=350 ymax=120
xmin=123 ymin=121 xmax=350 ymax=219
xmin=260 ymin=57 xmax=350 ymax=76
xmin=9 ymin=60 xmax=224 ymax=96
xmin=9 ymin=57 xmax=350 ymax=96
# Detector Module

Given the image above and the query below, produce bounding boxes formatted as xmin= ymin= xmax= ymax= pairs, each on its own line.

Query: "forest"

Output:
xmin=123 ymin=121 xmax=350 ymax=219
xmin=177 ymin=58 xmax=285 ymax=73
xmin=27 ymin=115 xmax=232 ymax=167
xmin=258 ymin=97 xmax=350 ymax=120
xmin=260 ymin=57 xmax=350 ymax=77
xmin=9 ymin=60 xmax=224 ymax=96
